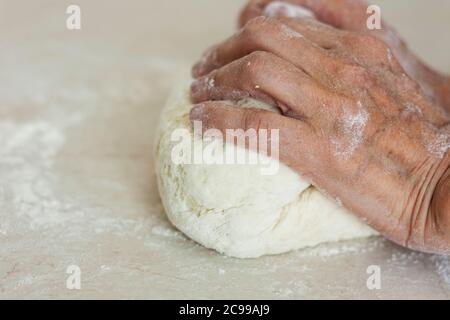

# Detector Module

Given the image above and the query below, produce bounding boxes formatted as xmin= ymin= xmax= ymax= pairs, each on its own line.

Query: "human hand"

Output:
xmin=190 ymin=16 xmax=450 ymax=254
xmin=238 ymin=0 xmax=450 ymax=111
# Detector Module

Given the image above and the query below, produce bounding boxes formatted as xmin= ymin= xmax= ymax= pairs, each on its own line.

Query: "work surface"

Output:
xmin=1 ymin=0 xmax=450 ymax=299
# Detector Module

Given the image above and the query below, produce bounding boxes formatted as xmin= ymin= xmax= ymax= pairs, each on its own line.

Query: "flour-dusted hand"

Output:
xmin=238 ymin=0 xmax=450 ymax=111
xmin=190 ymin=15 xmax=450 ymax=254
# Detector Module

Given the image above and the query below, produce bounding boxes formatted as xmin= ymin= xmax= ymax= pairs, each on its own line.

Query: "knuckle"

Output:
xmin=241 ymin=16 xmax=280 ymax=45
xmin=342 ymin=32 xmax=397 ymax=69
xmin=247 ymin=50 xmax=271 ymax=64
xmin=244 ymin=16 xmax=268 ymax=29
xmin=245 ymin=15 xmax=278 ymax=29
xmin=241 ymin=17 xmax=260 ymax=39
xmin=242 ymin=51 xmax=272 ymax=82
xmin=243 ymin=16 xmax=271 ymax=35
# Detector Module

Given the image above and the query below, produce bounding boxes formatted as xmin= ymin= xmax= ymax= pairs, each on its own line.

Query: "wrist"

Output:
xmin=402 ymin=150 xmax=450 ymax=253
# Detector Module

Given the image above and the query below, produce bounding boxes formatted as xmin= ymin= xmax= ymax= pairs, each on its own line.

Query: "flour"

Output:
xmin=296 ymin=237 xmax=384 ymax=258
xmin=426 ymin=132 xmax=450 ymax=159
xmin=151 ymin=225 xmax=185 ymax=239
xmin=264 ymin=1 xmax=315 ymax=19
xmin=333 ymin=102 xmax=369 ymax=160
xmin=195 ymin=48 xmax=219 ymax=76
xmin=206 ymin=77 xmax=215 ymax=90
xmin=432 ymin=255 xmax=450 ymax=285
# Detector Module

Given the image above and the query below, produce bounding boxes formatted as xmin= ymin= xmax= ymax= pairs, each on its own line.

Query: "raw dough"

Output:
xmin=155 ymin=75 xmax=377 ymax=258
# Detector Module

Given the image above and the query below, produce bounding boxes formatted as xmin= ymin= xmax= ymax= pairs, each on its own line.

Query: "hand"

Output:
xmin=238 ymin=0 xmax=450 ymax=111
xmin=190 ymin=16 xmax=450 ymax=254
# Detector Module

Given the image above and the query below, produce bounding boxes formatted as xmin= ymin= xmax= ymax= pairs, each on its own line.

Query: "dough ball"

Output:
xmin=155 ymin=75 xmax=377 ymax=258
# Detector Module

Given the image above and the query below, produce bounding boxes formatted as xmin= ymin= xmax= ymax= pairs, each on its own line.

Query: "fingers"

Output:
xmin=191 ymin=51 xmax=335 ymax=119
xmin=189 ymin=101 xmax=318 ymax=174
xmin=192 ymin=16 xmax=340 ymax=80
xmin=239 ymin=0 xmax=369 ymax=31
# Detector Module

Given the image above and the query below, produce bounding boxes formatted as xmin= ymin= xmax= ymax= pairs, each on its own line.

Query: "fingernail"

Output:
xmin=190 ymin=104 xmax=205 ymax=121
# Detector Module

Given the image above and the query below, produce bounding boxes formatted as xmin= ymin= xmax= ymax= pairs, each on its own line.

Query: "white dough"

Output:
xmin=155 ymin=76 xmax=377 ymax=258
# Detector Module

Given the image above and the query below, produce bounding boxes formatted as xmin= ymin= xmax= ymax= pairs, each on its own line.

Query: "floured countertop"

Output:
xmin=1 ymin=0 xmax=450 ymax=299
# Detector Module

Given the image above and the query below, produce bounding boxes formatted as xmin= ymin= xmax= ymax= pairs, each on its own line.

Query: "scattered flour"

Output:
xmin=0 ymin=49 xmax=185 ymax=238
xmin=15 ymin=274 xmax=34 ymax=288
xmin=2 ymin=36 xmax=449 ymax=297
xmin=100 ymin=265 xmax=111 ymax=272
xmin=273 ymin=280 xmax=309 ymax=297
xmin=294 ymin=237 xmax=385 ymax=259
xmin=389 ymin=251 xmax=450 ymax=285
xmin=0 ymin=121 xmax=69 ymax=229
xmin=332 ymin=102 xmax=369 ymax=160
xmin=264 ymin=1 xmax=315 ymax=19
xmin=403 ymin=102 xmax=423 ymax=115
xmin=0 ymin=122 xmax=64 ymax=161
xmin=388 ymin=251 xmax=425 ymax=267
xmin=151 ymin=225 xmax=185 ymax=240
xmin=386 ymin=48 xmax=394 ymax=65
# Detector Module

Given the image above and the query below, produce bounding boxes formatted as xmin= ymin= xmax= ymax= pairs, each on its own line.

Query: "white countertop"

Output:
xmin=1 ymin=0 xmax=449 ymax=299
